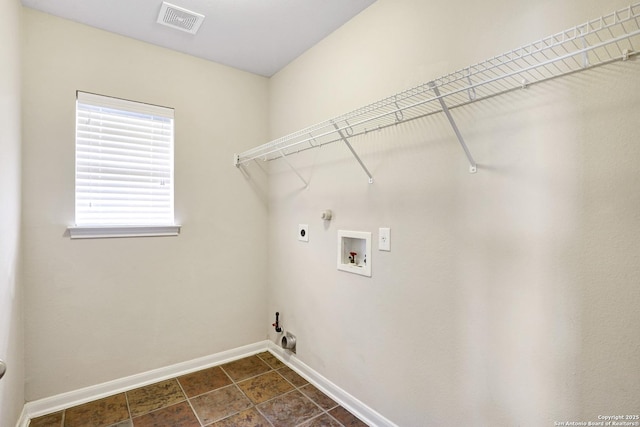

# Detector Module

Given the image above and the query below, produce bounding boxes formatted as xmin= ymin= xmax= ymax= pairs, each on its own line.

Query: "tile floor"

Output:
xmin=29 ymin=352 xmax=368 ymax=427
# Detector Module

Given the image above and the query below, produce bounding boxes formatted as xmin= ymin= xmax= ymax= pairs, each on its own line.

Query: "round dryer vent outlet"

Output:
xmin=281 ymin=332 xmax=296 ymax=352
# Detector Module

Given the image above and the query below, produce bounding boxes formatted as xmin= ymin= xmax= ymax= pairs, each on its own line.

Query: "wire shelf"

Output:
xmin=235 ymin=3 xmax=640 ymax=169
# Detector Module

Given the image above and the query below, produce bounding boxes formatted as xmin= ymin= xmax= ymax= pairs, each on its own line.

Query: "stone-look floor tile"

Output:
xmin=64 ymin=393 xmax=129 ymax=427
xmin=190 ymin=384 xmax=252 ymax=425
xmin=131 ymin=401 xmax=199 ymax=427
xmin=329 ymin=407 xmax=369 ymax=427
xmin=107 ymin=421 xmax=132 ymax=427
xmin=237 ymin=371 xmax=294 ymax=404
xmin=178 ymin=366 xmax=232 ymax=397
xmin=29 ymin=411 xmax=63 ymax=427
xmin=127 ymin=379 xmax=186 ymax=417
xmin=256 ymin=351 xmax=286 ymax=369
xmin=221 ymin=356 xmax=271 ymax=381
xmin=277 ymin=366 xmax=308 ymax=387
xmin=299 ymin=384 xmax=338 ymax=411
xmin=257 ymin=390 xmax=323 ymax=427
xmin=298 ymin=413 xmax=343 ymax=427
xmin=211 ymin=408 xmax=270 ymax=427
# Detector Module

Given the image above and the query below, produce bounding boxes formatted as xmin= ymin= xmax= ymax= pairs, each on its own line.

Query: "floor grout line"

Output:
xmin=253 ymin=403 xmax=277 ymax=427
xmin=122 ymin=390 xmax=133 ymax=426
xmin=174 ymin=377 xmax=206 ymax=427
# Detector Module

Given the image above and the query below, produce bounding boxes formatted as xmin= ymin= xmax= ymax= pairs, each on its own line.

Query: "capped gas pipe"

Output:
xmin=272 ymin=312 xmax=282 ymax=333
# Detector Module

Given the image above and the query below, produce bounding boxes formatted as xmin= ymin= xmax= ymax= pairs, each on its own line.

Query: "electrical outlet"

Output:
xmin=298 ymin=224 xmax=309 ymax=242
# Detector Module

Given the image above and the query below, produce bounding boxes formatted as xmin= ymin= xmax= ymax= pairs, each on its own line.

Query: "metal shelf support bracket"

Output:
xmin=580 ymin=31 xmax=590 ymax=68
xmin=429 ymin=82 xmax=478 ymax=174
xmin=279 ymin=150 xmax=309 ymax=187
xmin=235 ymin=151 xmax=309 ymax=188
xmin=332 ymin=122 xmax=374 ymax=184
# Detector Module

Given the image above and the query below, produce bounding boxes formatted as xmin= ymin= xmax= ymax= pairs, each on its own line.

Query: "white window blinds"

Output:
xmin=75 ymin=91 xmax=175 ymax=227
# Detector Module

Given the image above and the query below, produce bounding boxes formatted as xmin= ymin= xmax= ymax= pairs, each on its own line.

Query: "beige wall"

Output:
xmin=267 ymin=0 xmax=640 ymax=425
xmin=21 ymin=8 xmax=269 ymax=400
xmin=0 ymin=0 xmax=24 ymax=424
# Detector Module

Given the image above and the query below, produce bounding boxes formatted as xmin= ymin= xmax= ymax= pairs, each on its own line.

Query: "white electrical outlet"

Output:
xmin=298 ymin=224 xmax=309 ymax=242
xmin=379 ymin=227 xmax=390 ymax=251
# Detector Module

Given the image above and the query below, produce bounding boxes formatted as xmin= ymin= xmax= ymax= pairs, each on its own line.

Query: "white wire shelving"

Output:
xmin=235 ymin=3 xmax=640 ymax=183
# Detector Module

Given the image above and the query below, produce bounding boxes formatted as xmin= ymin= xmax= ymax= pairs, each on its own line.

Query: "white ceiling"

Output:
xmin=21 ymin=0 xmax=377 ymax=77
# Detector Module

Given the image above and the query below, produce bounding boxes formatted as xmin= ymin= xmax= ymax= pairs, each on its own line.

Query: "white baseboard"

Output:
xmin=20 ymin=340 xmax=396 ymax=427
xmin=267 ymin=341 xmax=397 ymax=427
xmin=21 ymin=340 xmax=269 ymax=424
xmin=15 ymin=405 xmax=29 ymax=427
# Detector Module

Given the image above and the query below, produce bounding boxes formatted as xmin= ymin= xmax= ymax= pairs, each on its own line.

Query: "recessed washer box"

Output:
xmin=337 ymin=230 xmax=371 ymax=277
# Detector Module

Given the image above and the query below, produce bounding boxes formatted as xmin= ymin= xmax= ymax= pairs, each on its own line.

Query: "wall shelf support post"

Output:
xmin=279 ymin=150 xmax=309 ymax=188
xmin=429 ymin=82 xmax=478 ymax=173
xmin=580 ymin=30 xmax=590 ymax=68
xmin=332 ymin=122 xmax=374 ymax=183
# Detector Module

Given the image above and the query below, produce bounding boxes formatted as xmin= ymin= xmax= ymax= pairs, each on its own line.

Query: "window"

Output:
xmin=69 ymin=91 xmax=179 ymax=239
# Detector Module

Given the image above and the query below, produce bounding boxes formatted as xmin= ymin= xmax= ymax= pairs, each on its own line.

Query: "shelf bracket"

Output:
xmin=429 ymin=82 xmax=477 ymax=174
xmin=332 ymin=122 xmax=374 ymax=184
xmin=279 ymin=150 xmax=309 ymax=187
xmin=393 ymin=96 xmax=404 ymax=122
xmin=466 ymin=71 xmax=477 ymax=101
xmin=580 ymin=31 xmax=590 ymax=68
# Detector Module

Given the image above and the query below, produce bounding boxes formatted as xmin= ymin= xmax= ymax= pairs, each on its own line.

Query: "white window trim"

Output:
xmin=68 ymin=225 xmax=180 ymax=239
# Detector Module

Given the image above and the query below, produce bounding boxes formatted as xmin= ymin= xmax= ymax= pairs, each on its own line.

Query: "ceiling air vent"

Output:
xmin=157 ymin=2 xmax=205 ymax=35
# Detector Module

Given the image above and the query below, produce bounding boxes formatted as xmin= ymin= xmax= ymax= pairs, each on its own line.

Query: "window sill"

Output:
xmin=68 ymin=225 xmax=181 ymax=239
